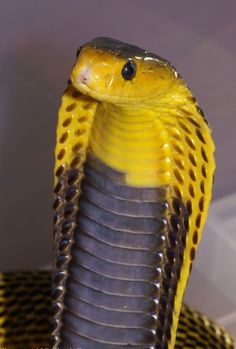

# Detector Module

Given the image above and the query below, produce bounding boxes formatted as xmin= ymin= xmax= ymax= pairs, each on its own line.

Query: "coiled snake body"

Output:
xmin=0 ymin=38 xmax=235 ymax=349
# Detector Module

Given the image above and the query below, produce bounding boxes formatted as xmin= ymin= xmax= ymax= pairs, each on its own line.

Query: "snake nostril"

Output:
xmin=76 ymin=66 xmax=91 ymax=86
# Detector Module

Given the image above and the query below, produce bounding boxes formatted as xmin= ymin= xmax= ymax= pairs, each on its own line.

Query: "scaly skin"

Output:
xmin=0 ymin=38 xmax=234 ymax=349
xmin=0 ymin=271 xmax=235 ymax=349
xmin=52 ymin=38 xmax=216 ymax=349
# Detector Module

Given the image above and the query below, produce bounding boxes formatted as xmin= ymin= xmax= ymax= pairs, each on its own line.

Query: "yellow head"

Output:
xmin=71 ymin=37 xmax=183 ymax=104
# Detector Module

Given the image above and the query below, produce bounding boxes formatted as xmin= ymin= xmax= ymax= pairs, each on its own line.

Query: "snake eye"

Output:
xmin=121 ymin=60 xmax=136 ymax=80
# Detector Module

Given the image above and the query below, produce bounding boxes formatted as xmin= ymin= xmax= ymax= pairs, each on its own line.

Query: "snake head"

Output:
xmin=71 ymin=37 xmax=182 ymax=105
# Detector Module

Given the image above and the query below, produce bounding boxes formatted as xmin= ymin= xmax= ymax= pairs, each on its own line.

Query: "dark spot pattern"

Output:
xmin=59 ymin=132 xmax=69 ymax=144
xmin=57 ymin=149 xmax=66 ymax=160
xmin=66 ymin=103 xmax=77 ymax=112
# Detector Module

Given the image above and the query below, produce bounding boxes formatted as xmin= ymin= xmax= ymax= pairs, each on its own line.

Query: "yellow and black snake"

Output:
xmin=0 ymin=38 xmax=235 ymax=349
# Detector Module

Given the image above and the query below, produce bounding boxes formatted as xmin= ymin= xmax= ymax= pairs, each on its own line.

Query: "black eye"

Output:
xmin=121 ymin=60 xmax=136 ymax=80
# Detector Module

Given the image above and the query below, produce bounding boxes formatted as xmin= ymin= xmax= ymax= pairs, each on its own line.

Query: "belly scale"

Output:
xmin=55 ymin=151 xmax=188 ymax=349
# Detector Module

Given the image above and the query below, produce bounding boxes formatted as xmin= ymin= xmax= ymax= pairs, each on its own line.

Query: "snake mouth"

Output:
xmin=71 ymin=79 xmax=160 ymax=106
xmin=70 ymin=66 xmax=159 ymax=105
xmin=70 ymin=77 xmax=130 ymax=104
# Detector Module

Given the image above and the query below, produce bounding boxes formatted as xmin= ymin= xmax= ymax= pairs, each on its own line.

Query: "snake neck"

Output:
xmin=89 ymin=101 xmax=174 ymax=187
xmin=88 ymin=80 xmax=196 ymax=187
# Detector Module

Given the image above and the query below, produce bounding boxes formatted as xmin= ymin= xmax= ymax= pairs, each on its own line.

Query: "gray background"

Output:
xmin=0 ymin=0 xmax=235 ymax=331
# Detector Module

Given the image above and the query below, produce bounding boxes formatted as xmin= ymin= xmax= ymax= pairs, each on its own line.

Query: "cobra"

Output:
xmin=0 ymin=38 xmax=235 ymax=349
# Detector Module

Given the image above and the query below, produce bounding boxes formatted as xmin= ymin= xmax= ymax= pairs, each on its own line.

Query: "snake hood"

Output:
xmin=71 ymin=37 xmax=182 ymax=104
xmin=52 ymin=37 xmax=215 ymax=349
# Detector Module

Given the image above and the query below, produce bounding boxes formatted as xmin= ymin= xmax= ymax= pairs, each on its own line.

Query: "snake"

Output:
xmin=0 ymin=37 xmax=235 ymax=349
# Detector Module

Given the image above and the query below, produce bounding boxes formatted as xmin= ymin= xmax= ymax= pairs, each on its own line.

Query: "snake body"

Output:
xmin=0 ymin=271 xmax=234 ymax=349
xmin=52 ymin=37 xmax=216 ymax=349
xmin=0 ymin=38 xmax=235 ymax=349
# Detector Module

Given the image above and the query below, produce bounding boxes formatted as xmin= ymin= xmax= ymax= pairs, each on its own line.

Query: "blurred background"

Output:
xmin=0 ymin=0 xmax=235 ymax=334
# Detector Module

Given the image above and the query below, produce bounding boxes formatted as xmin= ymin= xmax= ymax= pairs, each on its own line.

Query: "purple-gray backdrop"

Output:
xmin=0 ymin=0 xmax=235 ymax=274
